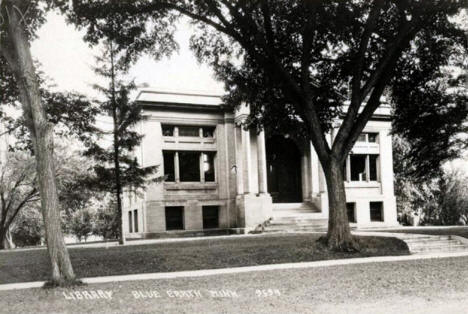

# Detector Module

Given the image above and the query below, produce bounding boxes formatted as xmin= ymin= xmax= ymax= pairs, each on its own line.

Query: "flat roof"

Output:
xmin=136 ymin=89 xmax=224 ymax=107
xmin=136 ymin=88 xmax=391 ymax=119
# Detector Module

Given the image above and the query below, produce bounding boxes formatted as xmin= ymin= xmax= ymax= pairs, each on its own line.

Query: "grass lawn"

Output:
xmin=0 ymin=233 xmax=408 ymax=284
xmin=373 ymin=226 xmax=468 ymax=238
xmin=1 ymin=255 xmax=467 ymax=313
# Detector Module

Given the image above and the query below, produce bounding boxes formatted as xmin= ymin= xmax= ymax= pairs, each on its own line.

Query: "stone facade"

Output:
xmin=123 ymin=89 xmax=398 ymax=238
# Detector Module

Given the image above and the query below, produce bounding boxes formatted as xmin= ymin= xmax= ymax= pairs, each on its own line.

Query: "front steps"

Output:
xmin=265 ymin=209 xmax=468 ymax=254
xmin=398 ymin=234 xmax=468 ymax=254
xmin=356 ymin=231 xmax=468 ymax=254
xmin=264 ymin=202 xmax=330 ymax=233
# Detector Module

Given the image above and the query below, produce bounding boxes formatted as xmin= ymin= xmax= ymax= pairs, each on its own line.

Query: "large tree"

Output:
xmin=84 ymin=42 xmax=159 ymax=245
xmin=0 ymin=151 xmax=39 ymax=249
xmin=0 ymin=0 xmax=77 ymax=284
xmin=0 ymin=141 xmax=98 ymax=249
xmin=68 ymin=0 xmax=467 ymax=250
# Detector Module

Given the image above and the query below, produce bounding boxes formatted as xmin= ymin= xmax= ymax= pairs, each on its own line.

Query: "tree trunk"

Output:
xmin=110 ymin=43 xmax=126 ymax=245
xmin=1 ymin=4 xmax=76 ymax=284
xmin=0 ymin=228 xmax=6 ymax=250
xmin=322 ymin=158 xmax=359 ymax=251
xmin=0 ymin=228 xmax=15 ymax=249
xmin=113 ymin=132 xmax=125 ymax=245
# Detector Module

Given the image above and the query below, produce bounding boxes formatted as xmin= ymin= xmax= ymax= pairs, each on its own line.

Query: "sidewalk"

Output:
xmin=2 ymin=248 xmax=468 ymax=292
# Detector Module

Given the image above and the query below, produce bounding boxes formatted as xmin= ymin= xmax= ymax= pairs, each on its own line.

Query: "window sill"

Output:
xmin=163 ymin=136 xmax=215 ymax=144
xmin=345 ymin=181 xmax=381 ymax=188
xmin=164 ymin=182 xmax=218 ymax=191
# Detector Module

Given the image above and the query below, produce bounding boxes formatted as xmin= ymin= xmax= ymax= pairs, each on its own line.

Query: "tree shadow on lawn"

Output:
xmin=0 ymin=233 xmax=409 ymax=284
xmin=372 ymin=227 xmax=468 ymax=239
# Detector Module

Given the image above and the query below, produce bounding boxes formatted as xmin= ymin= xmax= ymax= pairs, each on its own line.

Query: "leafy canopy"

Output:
xmin=65 ymin=1 xmax=467 ymax=173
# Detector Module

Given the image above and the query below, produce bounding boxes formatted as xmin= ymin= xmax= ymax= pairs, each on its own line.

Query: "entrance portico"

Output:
xmin=232 ymin=102 xmax=398 ymax=230
xmin=233 ymin=105 xmax=321 ymax=230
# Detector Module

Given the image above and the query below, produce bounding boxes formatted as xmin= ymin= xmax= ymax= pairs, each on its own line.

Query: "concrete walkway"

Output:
xmin=2 ymin=248 xmax=468 ymax=292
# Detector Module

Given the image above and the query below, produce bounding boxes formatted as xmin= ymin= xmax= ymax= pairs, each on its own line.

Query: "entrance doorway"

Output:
xmin=266 ymin=135 xmax=303 ymax=203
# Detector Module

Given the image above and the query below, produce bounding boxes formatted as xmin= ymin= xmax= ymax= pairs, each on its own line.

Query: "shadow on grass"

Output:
xmin=0 ymin=233 xmax=409 ymax=285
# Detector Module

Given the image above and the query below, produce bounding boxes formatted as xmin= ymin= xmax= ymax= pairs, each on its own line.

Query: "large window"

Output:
xmin=203 ymin=153 xmax=215 ymax=182
xmin=346 ymin=203 xmax=356 ymax=223
xmin=179 ymin=151 xmax=200 ymax=182
xmin=370 ymin=202 xmax=384 ymax=222
xmin=165 ymin=206 xmax=184 ymax=230
xmin=357 ymin=132 xmax=379 ymax=143
xmin=369 ymin=155 xmax=378 ymax=181
xmin=202 ymin=127 xmax=216 ymax=138
xmin=203 ymin=206 xmax=219 ymax=229
xmin=350 ymin=154 xmax=367 ymax=181
xmin=128 ymin=211 xmax=133 ymax=233
xmin=133 ymin=209 xmax=139 ymax=233
xmin=344 ymin=154 xmax=379 ymax=182
xmin=162 ymin=125 xmax=216 ymax=138
xmin=163 ymin=151 xmax=175 ymax=182
xmin=178 ymin=126 xmax=200 ymax=137
xmin=163 ymin=151 xmax=216 ymax=183
xmin=162 ymin=125 xmax=174 ymax=136
xmin=128 ymin=210 xmax=139 ymax=233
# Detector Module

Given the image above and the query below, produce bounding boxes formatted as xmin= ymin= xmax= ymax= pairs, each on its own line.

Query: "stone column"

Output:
xmin=310 ymin=142 xmax=320 ymax=196
xmin=257 ymin=130 xmax=268 ymax=194
xmin=235 ymin=126 xmax=244 ymax=195
xmin=301 ymin=152 xmax=308 ymax=201
xmin=174 ymin=152 xmax=180 ymax=183
xmin=241 ymin=127 xmax=253 ymax=194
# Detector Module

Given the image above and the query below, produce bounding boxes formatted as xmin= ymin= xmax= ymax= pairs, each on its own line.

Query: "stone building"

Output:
xmin=123 ymin=89 xmax=398 ymax=238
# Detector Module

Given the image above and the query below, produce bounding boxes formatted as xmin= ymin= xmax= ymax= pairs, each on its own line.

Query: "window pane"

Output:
xmin=128 ymin=211 xmax=133 ymax=233
xmin=165 ymin=206 xmax=184 ymax=230
xmin=357 ymin=134 xmax=367 ymax=142
xmin=178 ymin=126 xmax=200 ymax=137
xmin=370 ymin=202 xmax=383 ymax=221
xmin=203 ymin=206 xmax=219 ymax=229
xmin=133 ymin=209 xmax=138 ymax=233
xmin=202 ymin=126 xmax=216 ymax=138
xmin=179 ymin=151 xmax=201 ymax=182
xmin=350 ymin=154 xmax=367 ymax=181
xmin=346 ymin=203 xmax=356 ymax=223
xmin=369 ymin=155 xmax=378 ymax=181
xmin=203 ymin=152 xmax=215 ymax=182
xmin=368 ymin=133 xmax=378 ymax=143
xmin=163 ymin=151 xmax=175 ymax=182
xmin=162 ymin=125 xmax=174 ymax=136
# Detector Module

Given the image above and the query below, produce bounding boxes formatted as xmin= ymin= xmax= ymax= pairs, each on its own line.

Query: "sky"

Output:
xmin=30 ymin=12 xmax=224 ymax=99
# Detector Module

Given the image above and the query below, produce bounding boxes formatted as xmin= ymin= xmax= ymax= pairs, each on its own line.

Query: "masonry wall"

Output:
xmin=123 ymin=107 xmax=238 ymax=236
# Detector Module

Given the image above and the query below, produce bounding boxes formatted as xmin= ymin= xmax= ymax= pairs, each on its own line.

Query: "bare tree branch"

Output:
xmin=333 ymin=12 xmax=421 ymax=158
xmin=331 ymin=0 xmax=383 ymax=156
xmin=340 ymin=23 xmax=423 ymax=160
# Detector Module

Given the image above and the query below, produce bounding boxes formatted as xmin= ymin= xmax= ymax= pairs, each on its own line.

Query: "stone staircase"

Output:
xmin=356 ymin=231 xmax=468 ymax=254
xmin=263 ymin=202 xmax=329 ymax=233
xmin=398 ymin=234 xmax=468 ymax=254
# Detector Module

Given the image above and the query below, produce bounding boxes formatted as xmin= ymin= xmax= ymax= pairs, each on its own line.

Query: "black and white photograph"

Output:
xmin=0 ymin=1 xmax=467 ymax=313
